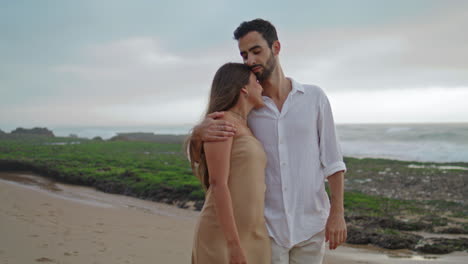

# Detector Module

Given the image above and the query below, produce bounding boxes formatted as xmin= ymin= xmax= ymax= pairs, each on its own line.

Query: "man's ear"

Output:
xmin=272 ymin=40 xmax=281 ymax=55
xmin=240 ymin=87 xmax=249 ymax=95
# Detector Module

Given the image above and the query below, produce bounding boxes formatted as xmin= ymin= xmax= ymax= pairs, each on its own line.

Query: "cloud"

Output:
xmin=281 ymin=6 xmax=468 ymax=91
xmin=2 ymin=2 xmax=467 ymax=128
xmin=52 ymin=37 xmax=239 ymax=106
xmin=5 ymin=36 xmax=240 ymax=126
xmin=330 ymin=86 xmax=468 ymax=123
xmin=94 ymin=95 xmax=208 ymax=126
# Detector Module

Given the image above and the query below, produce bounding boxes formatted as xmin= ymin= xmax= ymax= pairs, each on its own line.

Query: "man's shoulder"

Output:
xmin=303 ymin=83 xmax=325 ymax=94
xmin=292 ymin=79 xmax=327 ymax=98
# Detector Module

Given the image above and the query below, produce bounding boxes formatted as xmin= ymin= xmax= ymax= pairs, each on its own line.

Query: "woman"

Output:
xmin=187 ymin=62 xmax=270 ymax=264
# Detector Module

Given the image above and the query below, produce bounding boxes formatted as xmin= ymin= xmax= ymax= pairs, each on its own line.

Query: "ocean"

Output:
xmin=49 ymin=123 xmax=468 ymax=163
xmin=336 ymin=123 xmax=468 ymax=163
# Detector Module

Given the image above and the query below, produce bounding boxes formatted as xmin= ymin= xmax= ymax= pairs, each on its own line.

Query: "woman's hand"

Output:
xmin=194 ymin=112 xmax=237 ymax=142
xmin=228 ymin=243 xmax=247 ymax=264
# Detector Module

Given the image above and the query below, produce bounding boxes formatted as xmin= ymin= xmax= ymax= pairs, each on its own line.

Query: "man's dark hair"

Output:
xmin=233 ymin=18 xmax=278 ymax=48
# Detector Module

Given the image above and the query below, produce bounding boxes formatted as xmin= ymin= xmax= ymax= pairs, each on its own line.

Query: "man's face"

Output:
xmin=238 ymin=31 xmax=277 ymax=82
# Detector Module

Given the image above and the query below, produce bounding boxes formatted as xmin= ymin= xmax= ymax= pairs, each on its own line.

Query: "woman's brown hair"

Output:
xmin=185 ymin=62 xmax=251 ymax=190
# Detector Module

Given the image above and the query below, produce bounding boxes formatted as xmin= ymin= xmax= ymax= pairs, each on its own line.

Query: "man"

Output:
xmin=193 ymin=19 xmax=346 ymax=264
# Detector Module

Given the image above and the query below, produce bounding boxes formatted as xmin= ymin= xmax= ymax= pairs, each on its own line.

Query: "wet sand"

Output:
xmin=0 ymin=172 xmax=466 ymax=264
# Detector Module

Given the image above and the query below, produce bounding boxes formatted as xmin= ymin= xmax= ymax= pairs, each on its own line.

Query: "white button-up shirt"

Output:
xmin=248 ymin=78 xmax=346 ymax=248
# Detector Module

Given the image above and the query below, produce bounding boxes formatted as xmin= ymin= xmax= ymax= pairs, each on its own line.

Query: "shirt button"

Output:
xmin=282 ymin=162 xmax=287 ymax=166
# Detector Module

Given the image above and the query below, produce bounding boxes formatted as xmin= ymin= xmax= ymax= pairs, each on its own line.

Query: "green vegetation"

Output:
xmin=0 ymin=135 xmax=203 ymax=200
xmin=1 ymin=134 xmax=467 ymax=253
xmin=1 ymin=135 xmax=466 ymax=218
xmin=344 ymin=191 xmax=415 ymax=216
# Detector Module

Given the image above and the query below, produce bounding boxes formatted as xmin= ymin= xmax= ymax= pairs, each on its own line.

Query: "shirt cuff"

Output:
xmin=324 ymin=161 xmax=347 ymax=178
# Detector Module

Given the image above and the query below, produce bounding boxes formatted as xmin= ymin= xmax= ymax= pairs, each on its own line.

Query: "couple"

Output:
xmin=188 ymin=19 xmax=347 ymax=264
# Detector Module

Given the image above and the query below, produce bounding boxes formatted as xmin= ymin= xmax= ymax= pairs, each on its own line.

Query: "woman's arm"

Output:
xmin=204 ymin=138 xmax=246 ymax=263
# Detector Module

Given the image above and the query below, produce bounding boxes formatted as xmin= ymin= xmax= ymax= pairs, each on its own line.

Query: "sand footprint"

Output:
xmin=64 ymin=251 xmax=79 ymax=256
xmin=39 ymin=243 xmax=49 ymax=248
xmin=35 ymin=257 xmax=55 ymax=262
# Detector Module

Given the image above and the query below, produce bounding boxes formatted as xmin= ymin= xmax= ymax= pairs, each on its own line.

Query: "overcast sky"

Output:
xmin=1 ymin=0 xmax=467 ymax=130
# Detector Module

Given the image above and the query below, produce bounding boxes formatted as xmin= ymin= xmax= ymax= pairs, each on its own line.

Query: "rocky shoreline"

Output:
xmin=346 ymin=216 xmax=468 ymax=254
xmin=1 ymin=130 xmax=467 ymax=255
xmin=1 ymin=158 xmax=467 ymax=255
xmin=0 ymin=159 xmax=204 ymax=210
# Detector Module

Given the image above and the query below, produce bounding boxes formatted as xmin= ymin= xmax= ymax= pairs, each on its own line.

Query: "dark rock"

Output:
xmin=415 ymin=238 xmax=468 ymax=254
xmin=420 ymin=215 xmax=448 ymax=227
xmin=346 ymin=226 xmax=371 ymax=244
xmin=342 ymin=157 xmax=468 ymax=204
xmin=346 ymin=216 xmax=429 ymax=231
xmin=194 ymin=200 xmax=204 ymax=211
xmin=346 ymin=225 xmax=422 ymax=250
xmin=10 ymin=127 xmax=55 ymax=137
xmin=435 ymin=226 xmax=468 ymax=234
xmin=371 ymin=231 xmax=422 ymax=250
xmin=176 ymin=201 xmax=189 ymax=209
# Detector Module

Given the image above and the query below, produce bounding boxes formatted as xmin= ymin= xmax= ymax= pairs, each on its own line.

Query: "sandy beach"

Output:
xmin=0 ymin=172 xmax=466 ymax=264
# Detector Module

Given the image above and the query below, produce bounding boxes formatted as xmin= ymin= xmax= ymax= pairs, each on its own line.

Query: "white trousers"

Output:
xmin=271 ymin=230 xmax=326 ymax=264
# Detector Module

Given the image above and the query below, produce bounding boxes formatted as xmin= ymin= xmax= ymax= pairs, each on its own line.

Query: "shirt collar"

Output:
xmin=261 ymin=77 xmax=305 ymax=101
xmin=288 ymin=77 xmax=305 ymax=94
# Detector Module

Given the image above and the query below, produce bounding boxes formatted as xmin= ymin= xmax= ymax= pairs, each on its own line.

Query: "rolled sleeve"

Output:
xmin=323 ymin=161 xmax=346 ymax=178
xmin=318 ymin=92 xmax=346 ymax=178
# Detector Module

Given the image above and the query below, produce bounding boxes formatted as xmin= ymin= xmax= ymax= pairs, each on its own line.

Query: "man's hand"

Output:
xmin=326 ymin=170 xmax=346 ymax=250
xmin=194 ymin=112 xmax=237 ymax=142
xmin=325 ymin=212 xmax=347 ymax=250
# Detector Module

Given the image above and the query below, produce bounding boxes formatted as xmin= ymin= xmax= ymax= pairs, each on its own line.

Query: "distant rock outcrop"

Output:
xmin=0 ymin=129 xmax=9 ymax=139
xmin=109 ymin=132 xmax=186 ymax=143
xmin=11 ymin=127 xmax=55 ymax=137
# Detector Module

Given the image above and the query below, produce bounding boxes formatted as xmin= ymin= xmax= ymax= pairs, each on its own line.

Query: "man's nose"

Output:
xmin=246 ymin=56 xmax=256 ymax=66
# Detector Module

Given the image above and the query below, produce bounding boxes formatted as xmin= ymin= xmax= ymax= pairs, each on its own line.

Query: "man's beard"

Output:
xmin=253 ymin=51 xmax=276 ymax=82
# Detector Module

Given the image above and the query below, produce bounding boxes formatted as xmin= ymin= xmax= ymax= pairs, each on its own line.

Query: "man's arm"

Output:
xmin=188 ymin=112 xmax=237 ymax=163
xmin=192 ymin=112 xmax=237 ymax=142
xmin=325 ymin=170 xmax=347 ymax=250
xmin=317 ymin=91 xmax=347 ymax=249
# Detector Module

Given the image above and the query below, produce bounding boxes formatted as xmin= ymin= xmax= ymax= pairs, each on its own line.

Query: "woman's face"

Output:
xmin=245 ymin=72 xmax=265 ymax=109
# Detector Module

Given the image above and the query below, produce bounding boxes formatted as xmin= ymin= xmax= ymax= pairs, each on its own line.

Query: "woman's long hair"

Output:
xmin=185 ymin=62 xmax=251 ymax=190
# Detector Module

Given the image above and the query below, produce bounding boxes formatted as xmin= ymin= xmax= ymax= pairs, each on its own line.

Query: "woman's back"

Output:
xmin=192 ymin=135 xmax=271 ymax=264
